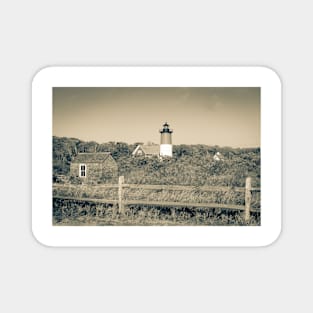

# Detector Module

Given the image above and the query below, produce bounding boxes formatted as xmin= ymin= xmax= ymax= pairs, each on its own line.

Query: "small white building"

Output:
xmin=132 ymin=144 xmax=160 ymax=157
xmin=213 ymin=152 xmax=223 ymax=161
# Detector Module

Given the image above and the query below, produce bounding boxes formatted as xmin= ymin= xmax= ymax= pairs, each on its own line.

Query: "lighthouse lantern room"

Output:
xmin=159 ymin=122 xmax=173 ymax=157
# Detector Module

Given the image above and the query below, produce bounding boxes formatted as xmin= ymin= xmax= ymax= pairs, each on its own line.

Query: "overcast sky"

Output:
xmin=53 ymin=87 xmax=260 ymax=148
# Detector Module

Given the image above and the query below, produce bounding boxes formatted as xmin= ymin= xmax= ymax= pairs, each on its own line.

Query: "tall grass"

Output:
xmin=53 ymin=198 xmax=260 ymax=226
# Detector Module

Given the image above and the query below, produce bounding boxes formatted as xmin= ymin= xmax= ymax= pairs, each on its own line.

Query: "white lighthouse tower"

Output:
xmin=159 ymin=122 xmax=173 ymax=157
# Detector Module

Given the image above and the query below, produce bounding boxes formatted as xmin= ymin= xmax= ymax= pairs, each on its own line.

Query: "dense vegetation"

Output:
xmin=53 ymin=136 xmax=261 ymax=226
xmin=53 ymin=136 xmax=260 ymax=187
xmin=53 ymin=198 xmax=260 ymax=226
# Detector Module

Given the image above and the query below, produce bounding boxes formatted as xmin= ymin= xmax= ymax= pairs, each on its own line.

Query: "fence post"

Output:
xmin=245 ymin=177 xmax=252 ymax=223
xmin=118 ymin=176 xmax=124 ymax=214
xmin=171 ymin=208 xmax=176 ymax=222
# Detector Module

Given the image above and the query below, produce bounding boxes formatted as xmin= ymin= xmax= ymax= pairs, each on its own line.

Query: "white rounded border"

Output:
xmin=32 ymin=66 xmax=281 ymax=247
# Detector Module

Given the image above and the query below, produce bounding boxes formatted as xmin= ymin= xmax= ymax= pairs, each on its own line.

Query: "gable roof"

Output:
xmin=142 ymin=145 xmax=159 ymax=155
xmin=71 ymin=152 xmax=112 ymax=163
xmin=132 ymin=144 xmax=160 ymax=156
xmin=213 ymin=152 xmax=224 ymax=161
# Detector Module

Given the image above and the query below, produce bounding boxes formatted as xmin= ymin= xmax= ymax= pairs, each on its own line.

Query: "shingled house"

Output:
xmin=132 ymin=144 xmax=160 ymax=157
xmin=70 ymin=152 xmax=118 ymax=183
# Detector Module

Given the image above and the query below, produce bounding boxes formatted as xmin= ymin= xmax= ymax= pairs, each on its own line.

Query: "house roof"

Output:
xmin=142 ymin=145 xmax=159 ymax=155
xmin=71 ymin=152 xmax=112 ymax=163
xmin=132 ymin=144 xmax=160 ymax=156
xmin=213 ymin=152 xmax=224 ymax=160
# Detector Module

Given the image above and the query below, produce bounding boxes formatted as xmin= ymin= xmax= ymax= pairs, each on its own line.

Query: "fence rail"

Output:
xmin=53 ymin=176 xmax=260 ymax=221
xmin=53 ymin=197 xmax=259 ymax=212
xmin=53 ymin=184 xmax=260 ymax=193
xmin=53 ymin=195 xmax=118 ymax=204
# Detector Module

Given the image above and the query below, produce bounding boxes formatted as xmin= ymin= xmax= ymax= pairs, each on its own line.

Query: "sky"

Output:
xmin=53 ymin=87 xmax=260 ymax=148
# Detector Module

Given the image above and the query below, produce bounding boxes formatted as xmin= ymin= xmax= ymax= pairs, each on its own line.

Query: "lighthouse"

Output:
xmin=159 ymin=122 xmax=173 ymax=157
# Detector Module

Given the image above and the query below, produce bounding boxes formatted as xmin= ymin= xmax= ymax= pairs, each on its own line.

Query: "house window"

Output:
xmin=79 ymin=164 xmax=86 ymax=177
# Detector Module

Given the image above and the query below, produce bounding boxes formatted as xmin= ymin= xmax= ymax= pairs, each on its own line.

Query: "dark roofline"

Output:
xmin=71 ymin=152 xmax=113 ymax=163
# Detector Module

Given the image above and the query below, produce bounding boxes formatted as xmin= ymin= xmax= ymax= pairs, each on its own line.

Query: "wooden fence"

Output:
xmin=53 ymin=176 xmax=260 ymax=222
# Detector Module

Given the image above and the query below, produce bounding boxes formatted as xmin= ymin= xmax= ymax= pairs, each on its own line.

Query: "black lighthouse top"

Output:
xmin=159 ymin=122 xmax=173 ymax=134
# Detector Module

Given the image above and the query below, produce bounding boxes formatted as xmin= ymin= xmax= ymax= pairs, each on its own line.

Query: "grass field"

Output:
xmin=52 ymin=196 xmax=261 ymax=226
